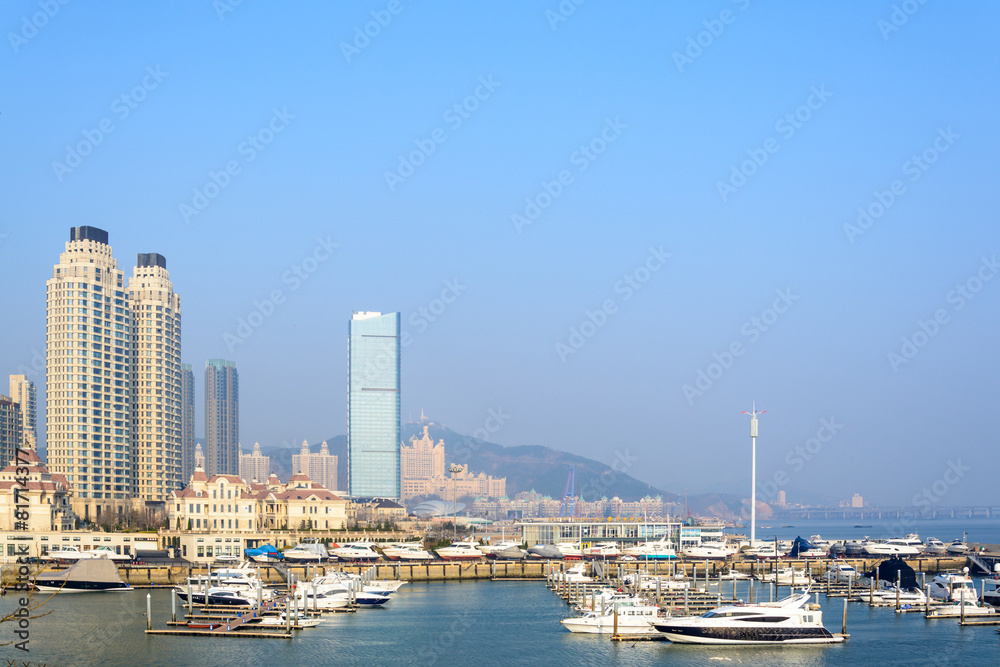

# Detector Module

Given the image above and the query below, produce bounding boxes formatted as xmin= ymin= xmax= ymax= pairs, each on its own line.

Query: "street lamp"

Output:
xmin=742 ymin=402 xmax=766 ymax=546
xmin=448 ymin=465 xmax=463 ymax=540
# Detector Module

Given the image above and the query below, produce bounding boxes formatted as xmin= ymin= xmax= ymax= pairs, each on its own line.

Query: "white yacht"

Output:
xmin=331 ymin=541 xmax=381 ymax=563
xmin=744 ymin=542 xmax=787 ymax=559
xmin=928 ymin=571 xmax=978 ymax=603
xmin=623 ymin=538 xmax=677 ymax=560
xmin=683 ymin=544 xmax=731 ymax=560
xmin=560 ymin=563 xmax=593 ymax=583
xmin=946 ymin=539 xmax=969 ymax=555
xmin=292 ymin=587 xmax=351 ymax=610
xmin=45 ymin=546 xmax=89 ymax=561
xmin=981 ymin=577 xmax=1000 ymax=607
xmin=561 ymin=599 xmax=662 ymax=635
xmin=933 ymin=598 xmax=996 ymax=616
xmin=555 ymin=543 xmax=584 ymax=560
xmin=923 ymin=538 xmax=948 ymax=556
xmin=823 ymin=563 xmax=860 ymax=583
xmin=653 ymin=592 xmax=844 ymax=644
xmin=381 ymin=542 xmax=435 ymax=561
xmin=759 ymin=567 xmax=811 ymax=587
xmin=719 ymin=569 xmax=751 ymax=580
xmin=284 ymin=539 xmax=329 ymax=563
xmin=863 ymin=539 xmax=921 ymax=556
xmin=435 ymin=541 xmax=484 ymax=561
xmin=584 ymin=542 xmax=621 ymax=559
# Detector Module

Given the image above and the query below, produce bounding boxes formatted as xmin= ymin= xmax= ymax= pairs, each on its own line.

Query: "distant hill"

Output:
xmin=257 ymin=420 xmax=672 ymax=503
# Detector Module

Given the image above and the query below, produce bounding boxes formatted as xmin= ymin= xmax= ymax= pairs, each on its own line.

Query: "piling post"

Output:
xmin=842 ymin=598 xmax=847 ymax=635
xmin=684 ymin=587 xmax=689 ymax=616
xmin=656 ymin=577 xmax=661 ymax=605
xmin=613 ymin=602 xmax=618 ymax=636
xmin=171 ymin=592 xmax=176 ymax=623
xmin=187 ymin=582 xmax=193 ymax=615
xmin=146 ymin=593 xmax=152 ymax=631
xmin=924 ymin=585 xmax=930 ymax=616
xmin=313 ymin=583 xmax=318 ymax=613
xmin=896 ymin=572 xmax=901 ymax=612
xmin=257 ymin=583 xmax=262 ymax=609
xmin=961 ymin=586 xmax=966 ymax=624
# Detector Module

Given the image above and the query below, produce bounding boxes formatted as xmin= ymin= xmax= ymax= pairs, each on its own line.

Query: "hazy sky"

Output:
xmin=3 ymin=2 xmax=998 ymax=507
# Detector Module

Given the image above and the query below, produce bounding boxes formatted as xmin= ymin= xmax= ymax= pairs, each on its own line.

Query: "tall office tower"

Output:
xmin=239 ymin=442 xmax=270 ymax=482
xmin=8 ymin=375 xmax=37 ymax=450
xmin=0 ymin=395 xmax=23 ymax=467
xmin=292 ymin=439 xmax=338 ymax=492
xmin=128 ymin=253 xmax=182 ymax=503
xmin=348 ymin=311 xmax=400 ymax=499
xmin=205 ymin=359 xmax=238 ymax=476
xmin=180 ymin=364 xmax=195 ymax=484
xmin=46 ymin=226 xmax=133 ymax=522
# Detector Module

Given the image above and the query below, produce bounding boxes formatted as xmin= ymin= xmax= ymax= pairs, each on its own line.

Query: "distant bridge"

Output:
xmin=771 ymin=506 xmax=1000 ymax=521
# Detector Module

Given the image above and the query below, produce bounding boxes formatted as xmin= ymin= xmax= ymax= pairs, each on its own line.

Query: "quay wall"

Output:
xmin=1 ymin=556 xmax=971 ymax=587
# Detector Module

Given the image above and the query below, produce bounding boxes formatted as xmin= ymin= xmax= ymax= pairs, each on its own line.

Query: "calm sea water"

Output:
xmin=731 ymin=516 xmax=1000 ymax=545
xmin=4 ymin=571 xmax=1000 ymax=665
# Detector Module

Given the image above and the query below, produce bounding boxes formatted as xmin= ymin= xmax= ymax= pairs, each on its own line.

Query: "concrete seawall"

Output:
xmin=2 ymin=556 xmax=971 ymax=588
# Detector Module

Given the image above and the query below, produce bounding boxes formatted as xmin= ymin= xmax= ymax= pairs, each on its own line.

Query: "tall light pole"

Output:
xmin=742 ymin=403 xmax=766 ymax=546
xmin=448 ymin=464 xmax=463 ymax=540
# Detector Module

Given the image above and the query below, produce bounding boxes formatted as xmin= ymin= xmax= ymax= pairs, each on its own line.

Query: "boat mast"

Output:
xmin=742 ymin=402 xmax=766 ymax=546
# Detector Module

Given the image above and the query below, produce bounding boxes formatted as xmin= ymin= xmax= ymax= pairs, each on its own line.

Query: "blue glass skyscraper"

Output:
xmin=348 ymin=312 xmax=401 ymax=499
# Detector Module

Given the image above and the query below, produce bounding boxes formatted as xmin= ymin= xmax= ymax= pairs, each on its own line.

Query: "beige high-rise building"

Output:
xmin=128 ymin=253 xmax=183 ymax=503
xmin=401 ymin=425 xmax=445 ymax=480
xmin=180 ymin=364 xmax=195 ymax=483
xmin=46 ymin=226 xmax=133 ymax=522
xmin=8 ymin=375 xmax=37 ymax=450
xmin=239 ymin=442 xmax=270 ymax=483
xmin=194 ymin=442 xmax=205 ymax=471
xmin=292 ymin=439 xmax=338 ymax=492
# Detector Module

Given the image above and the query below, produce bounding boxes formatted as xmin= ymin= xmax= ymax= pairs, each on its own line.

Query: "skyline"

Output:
xmin=2 ymin=2 xmax=998 ymax=508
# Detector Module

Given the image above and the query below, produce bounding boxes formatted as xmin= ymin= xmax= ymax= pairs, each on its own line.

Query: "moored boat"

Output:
xmin=33 ymin=558 xmax=132 ymax=593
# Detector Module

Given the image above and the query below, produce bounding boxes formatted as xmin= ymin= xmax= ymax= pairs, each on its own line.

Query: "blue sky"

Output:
xmin=2 ymin=1 xmax=998 ymax=507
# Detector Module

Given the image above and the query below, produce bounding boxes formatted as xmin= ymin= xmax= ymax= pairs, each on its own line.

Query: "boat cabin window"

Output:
xmin=736 ymin=616 xmax=789 ymax=623
xmin=701 ymin=611 xmax=757 ymax=618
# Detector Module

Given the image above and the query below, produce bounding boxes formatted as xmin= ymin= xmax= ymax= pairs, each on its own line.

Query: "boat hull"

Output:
xmin=654 ymin=624 xmax=842 ymax=644
xmin=34 ymin=581 xmax=131 ymax=593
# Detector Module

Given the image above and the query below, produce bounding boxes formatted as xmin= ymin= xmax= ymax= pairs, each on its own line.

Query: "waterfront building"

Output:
xmin=239 ymin=442 xmax=270 ymax=482
xmin=8 ymin=375 xmax=37 ymax=450
xmin=45 ymin=226 xmax=134 ymax=522
xmin=0 ymin=396 xmax=23 ymax=468
xmin=0 ymin=449 xmax=75 ymax=532
xmin=168 ymin=468 xmax=347 ymax=533
xmin=205 ymin=359 xmax=238 ymax=476
xmin=180 ymin=363 xmax=195 ymax=484
xmin=348 ymin=311 xmax=400 ymax=499
xmin=292 ymin=439 xmax=337 ymax=493
xmin=128 ymin=253 xmax=183 ymax=504
xmin=519 ymin=518 xmax=681 ymax=548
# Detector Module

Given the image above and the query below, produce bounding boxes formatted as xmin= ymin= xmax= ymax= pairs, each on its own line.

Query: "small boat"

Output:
xmin=331 ymin=541 xmax=381 ymax=563
xmin=381 ymin=542 xmax=435 ymax=561
xmin=555 ymin=543 xmax=584 ymax=560
xmin=584 ymin=542 xmax=621 ymax=560
xmin=435 ymin=541 xmax=484 ymax=561
xmin=863 ymin=539 xmax=921 ymax=556
xmin=843 ymin=541 xmax=866 ymax=557
xmin=560 ymin=563 xmax=594 ymax=583
xmin=623 ymin=538 xmax=677 ymax=560
xmin=923 ymin=538 xmax=948 ymax=556
xmin=933 ymin=598 xmax=996 ymax=616
xmin=285 ymin=539 xmax=330 ymax=563
xmin=788 ymin=536 xmax=827 ymax=559
xmin=527 ymin=545 xmax=564 ymax=560
xmin=823 ymin=563 xmax=860 ymax=583
xmin=718 ymin=569 xmax=750 ymax=580
xmin=214 ymin=554 xmax=240 ymax=564
xmin=946 ymin=539 xmax=969 ymax=555
xmin=759 ymin=567 xmax=812 ymax=587
xmin=245 ymin=544 xmax=283 ymax=563
xmin=493 ymin=545 xmax=527 ymax=561
xmin=257 ymin=612 xmax=323 ymax=628
xmin=682 ymin=544 xmax=731 ymax=560
xmin=653 ymin=592 xmax=844 ymax=644
xmin=33 ymin=557 xmax=132 ymax=593
xmin=561 ymin=599 xmax=662 ymax=635
xmin=186 ymin=622 xmax=223 ymax=629
xmin=981 ymin=577 xmax=1000 ymax=607
xmin=45 ymin=546 xmax=90 ymax=562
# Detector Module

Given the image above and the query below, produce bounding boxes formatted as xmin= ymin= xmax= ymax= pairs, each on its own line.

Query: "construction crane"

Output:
xmin=560 ymin=465 xmax=576 ymax=517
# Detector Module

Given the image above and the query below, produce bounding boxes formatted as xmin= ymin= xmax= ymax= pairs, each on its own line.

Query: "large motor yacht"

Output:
xmin=561 ymin=598 xmax=662 ymax=635
xmin=863 ymin=539 xmax=921 ymax=556
xmin=435 ymin=540 xmax=484 ymax=561
xmin=928 ymin=570 xmax=978 ymax=603
xmin=584 ymin=542 xmax=622 ymax=559
xmin=623 ymin=538 xmax=677 ymax=560
xmin=653 ymin=592 xmax=844 ymax=644
xmin=381 ymin=542 xmax=435 ymax=561
xmin=331 ymin=541 xmax=381 ymax=563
